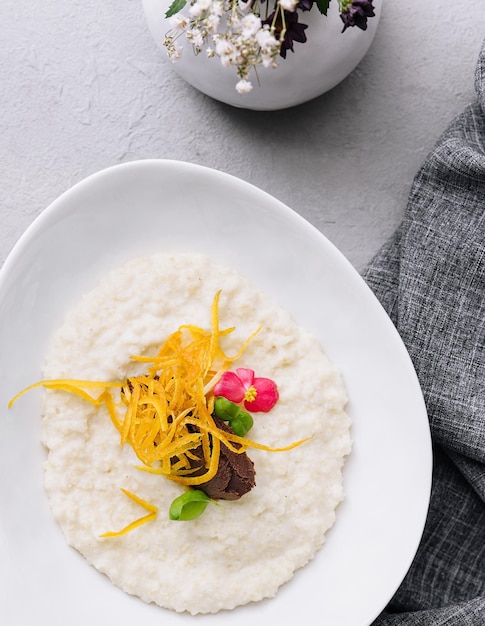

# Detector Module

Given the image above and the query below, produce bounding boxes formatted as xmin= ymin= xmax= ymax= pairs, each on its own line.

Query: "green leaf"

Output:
xmin=165 ymin=0 xmax=186 ymax=18
xmin=169 ymin=490 xmax=212 ymax=521
xmin=214 ymin=396 xmax=240 ymax=421
xmin=214 ymin=397 xmax=254 ymax=437
xmin=228 ymin=411 xmax=253 ymax=437
xmin=315 ymin=0 xmax=331 ymax=15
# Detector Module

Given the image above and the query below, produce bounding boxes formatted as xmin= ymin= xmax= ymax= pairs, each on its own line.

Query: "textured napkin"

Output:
xmin=363 ymin=42 xmax=485 ymax=625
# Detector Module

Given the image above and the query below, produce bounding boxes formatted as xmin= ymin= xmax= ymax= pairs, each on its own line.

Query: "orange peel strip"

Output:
xmin=8 ymin=379 xmax=122 ymax=409
xmin=99 ymin=488 xmax=158 ymax=538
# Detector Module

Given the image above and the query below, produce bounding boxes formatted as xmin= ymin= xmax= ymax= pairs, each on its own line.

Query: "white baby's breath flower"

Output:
xmin=235 ymin=78 xmax=253 ymax=94
xmin=217 ymin=39 xmax=244 ymax=68
xmin=228 ymin=15 xmax=241 ymax=31
xmin=188 ymin=5 xmax=201 ymax=17
xmin=169 ymin=43 xmax=184 ymax=60
xmin=189 ymin=0 xmax=212 ymax=17
xmin=206 ymin=14 xmax=221 ymax=33
xmin=187 ymin=27 xmax=205 ymax=49
xmin=255 ymin=26 xmax=281 ymax=67
xmin=169 ymin=14 xmax=190 ymax=30
xmin=278 ymin=0 xmax=299 ymax=10
xmin=215 ymin=38 xmax=233 ymax=57
xmin=241 ymin=14 xmax=261 ymax=37
xmin=163 ymin=35 xmax=184 ymax=61
xmin=206 ymin=46 xmax=216 ymax=58
xmin=219 ymin=55 xmax=232 ymax=67
xmin=261 ymin=52 xmax=278 ymax=68
xmin=215 ymin=38 xmax=237 ymax=67
xmin=256 ymin=27 xmax=275 ymax=47
xmin=210 ymin=0 xmax=225 ymax=17
xmin=188 ymin=0 xmax=206 ymax=17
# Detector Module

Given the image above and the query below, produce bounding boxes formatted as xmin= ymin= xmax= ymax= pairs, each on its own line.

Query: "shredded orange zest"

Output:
xmin=99 ymin=488 xmax=158 ymax=538
xmin=110 ymin=291 xmax=275 ymax=486
xmin=7 ymin=379 xmax=122 ymax=409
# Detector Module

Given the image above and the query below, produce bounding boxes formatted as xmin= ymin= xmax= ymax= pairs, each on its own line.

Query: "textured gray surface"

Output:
xmin=1 ymin=1 xmax=484 ymax=271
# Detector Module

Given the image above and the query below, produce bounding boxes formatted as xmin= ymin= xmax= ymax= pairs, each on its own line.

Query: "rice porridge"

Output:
xmin=40 ymin=252 xmax=351 ymax=615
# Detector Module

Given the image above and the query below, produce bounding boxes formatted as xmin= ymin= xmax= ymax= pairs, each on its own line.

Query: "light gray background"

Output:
xmin=1 ymin=1 xmax=484 ymax=272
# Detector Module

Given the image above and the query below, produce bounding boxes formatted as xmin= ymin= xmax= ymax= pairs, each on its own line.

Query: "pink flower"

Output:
xmin=213 ymin=368 xmax=279 ymax=412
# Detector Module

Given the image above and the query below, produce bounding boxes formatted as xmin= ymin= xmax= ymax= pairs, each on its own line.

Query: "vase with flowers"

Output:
xmin=142 ymin=0 xmax=382 ymax=110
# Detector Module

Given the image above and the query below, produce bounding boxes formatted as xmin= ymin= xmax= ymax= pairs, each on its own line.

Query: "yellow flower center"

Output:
xmin=244 ymin=386 xmax=257 ymax=403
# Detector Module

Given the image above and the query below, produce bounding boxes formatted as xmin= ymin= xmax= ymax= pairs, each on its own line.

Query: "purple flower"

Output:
xmin=340 ymin=0 xmax=375 ymax=32
xmin=263 ymin=10 xmax=308 ymax=59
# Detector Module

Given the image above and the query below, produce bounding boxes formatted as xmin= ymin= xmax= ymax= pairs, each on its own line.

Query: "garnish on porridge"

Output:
xmin=10 ymin=291 xmax=306 ymax=530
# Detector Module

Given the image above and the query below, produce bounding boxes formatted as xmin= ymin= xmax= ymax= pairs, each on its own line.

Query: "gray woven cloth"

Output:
xmin=363 ymin=42 xmax=485 ymax=625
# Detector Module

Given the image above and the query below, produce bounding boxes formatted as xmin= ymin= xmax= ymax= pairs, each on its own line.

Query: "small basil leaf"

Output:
xmin=169 ymin=489 xmax=212 ymax=521
xmin=214 ymin=397 xmax=253 ymax=437
xmin=227 ymin=410 xmax=253 ymax=437
xmin=214 ymin=396 xmax=240 ymax=420
xmin=165 ymin=0 xmax=186 ymax=18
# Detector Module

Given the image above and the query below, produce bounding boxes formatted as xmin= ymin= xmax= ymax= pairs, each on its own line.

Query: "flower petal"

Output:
xmin=213 ymin=371 xmax=246 ymax=403
xmin=244 ymin=377 xmax=279 ymax=412
xmin=235 ymin=368 xmax=255 ymax=388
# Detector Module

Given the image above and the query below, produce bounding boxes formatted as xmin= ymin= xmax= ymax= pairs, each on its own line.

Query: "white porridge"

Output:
xmin=39 ymin=252 xmax=351 ymax=615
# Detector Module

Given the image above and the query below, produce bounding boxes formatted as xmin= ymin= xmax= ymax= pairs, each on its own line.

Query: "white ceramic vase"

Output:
xmin=142 ymin=0 xmax=383 ymax=110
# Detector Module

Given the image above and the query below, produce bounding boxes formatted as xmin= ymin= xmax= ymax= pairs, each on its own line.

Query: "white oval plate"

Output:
xmin=0 ymin=160 xmax=431 ymax=626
